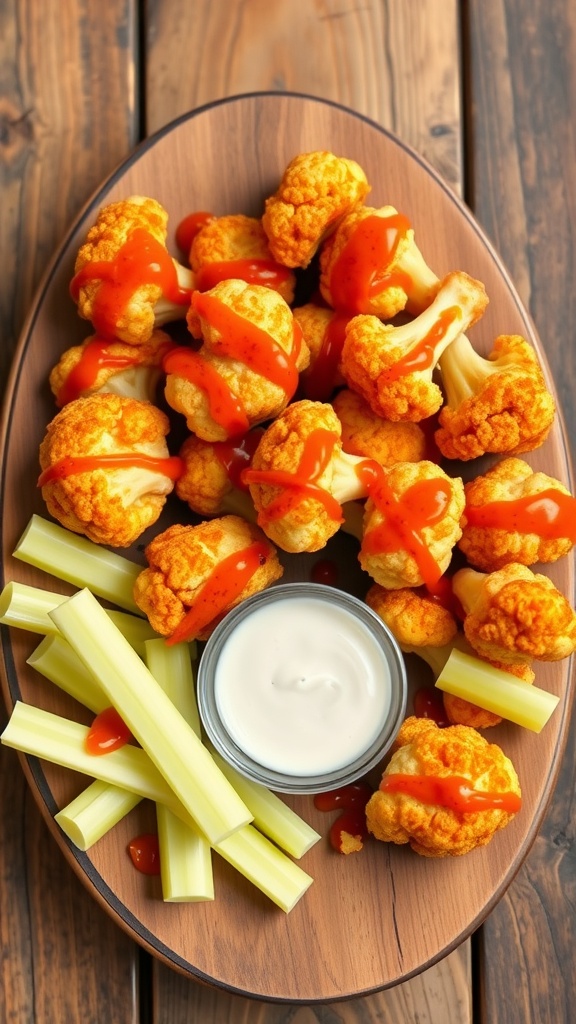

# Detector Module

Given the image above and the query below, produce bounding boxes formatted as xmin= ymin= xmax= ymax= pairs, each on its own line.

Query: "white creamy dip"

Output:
xmin=214 ymin=595 xmax=393 ymax=776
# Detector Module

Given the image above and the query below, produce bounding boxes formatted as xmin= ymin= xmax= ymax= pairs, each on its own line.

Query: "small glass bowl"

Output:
xmin=197 ymin=582 xmax=407 ymax=795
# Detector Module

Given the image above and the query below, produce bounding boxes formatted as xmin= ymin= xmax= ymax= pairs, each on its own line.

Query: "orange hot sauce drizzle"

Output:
xmin=242 ymin=428 xmax=344 ymax=524
xmin=329 ymin=212 xmax=412 ymax=313
xmin=381 ymin=773 xmax=522 ymax=814
xmin=166 ymin=540 xmax=270 ymax=646
xmin=211 ymin=428 xmax=264 ymax=491
xmin=86 ymin=706 xmax=132 ymax=755
xmin=465 ymin=489 xmax=576 ymax=541
xmin=302 ymin=311 xmax=349 ymax=401
xmin=175 ymin=211 xmax=216 ymax=254
xmin=37 ymin=453 xmax=184 ymax=487
xmin=70 ymin=228 xmax=193 ymax=338
xmin=357 ymin=460 xmax=450 ymax=587
xmin=196 ymin=258 xmax=292 ymax=292
xmin=163 ymin=346 xmax=250 ymax=437
xmin=56 ymin=337 xmax=143 ymax=407
xmin=380 ymin=306 xmax=462 ymax=383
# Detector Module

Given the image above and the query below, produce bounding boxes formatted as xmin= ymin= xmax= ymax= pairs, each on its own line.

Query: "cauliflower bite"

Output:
xmin=190 ymin=213 xmax=296 ymax=304
xmin=293 ymin=303 xmax=348 ymax=401
xmin=332 ymin=387 xmax=427 ymax=467
xmin=341 ymin=271 xmax=488 ymax=421
xmin=453 ymin=563 xmax=576 ymax=664
xmin=319 ymin=205 xmax=440 ymax=317
xmin=365 ymin=716 xmax=521 ymax=857
xmin=359 ymin=460 xmax=466 ymax=590
xmin=436 ymin=333 xmax=556 ymax=460
xmin=71 ymin=196 xmax=194 ymax=345
xmin=49 ymin=330 xmax=175 ymax=407
xmin=243 ymin=399 xmax=372 ymax=553
xmin=38 ymin=393 xmax=181 ymax=548
xmin=458 ymin=456 xmax=576 ymax=571
xmin=175 ymin=430 xmax=258 ymax=520
xmin=165 ymin=279 xmax=309 ymax=442
xmin=262 ymin=151 xmax=370 ymax=268
xmin=133 ymin=516 xmax=283 ymax=642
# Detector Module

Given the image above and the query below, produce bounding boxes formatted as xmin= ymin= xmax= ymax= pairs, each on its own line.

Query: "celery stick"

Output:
xmin=210 ymin=748 xmax=321 ymax=859
xmin=14 ymin=515 xmax=143 ymax=615
xmin=27 ymin=635 xmax=110 ymax=713
xmin=215 ymin=826 xmax=313 ymax=913
xmin=143 ymin=638 xmax=200 ymax=735
xmin=435 ymin=649 xmax=560 ymax=732
xmin=49 ymin=589 xmax=251 ymax=844
xmin=55 ymin=780 xmax=141 ymax=850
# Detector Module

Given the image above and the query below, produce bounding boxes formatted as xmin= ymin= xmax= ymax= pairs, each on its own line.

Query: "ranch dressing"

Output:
xmin=214 ymin=595 xmax=393 ymax=776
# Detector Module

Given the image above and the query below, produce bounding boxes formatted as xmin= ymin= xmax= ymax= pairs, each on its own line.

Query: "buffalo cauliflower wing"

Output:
xmin=175 ymin=429 xmax=260 ymax=521
xmin=190 ymin=213 xmax=296 ymax=303
xmin=293 ymin=303 xmax=348 ymax=401
xmin=332 ymin=387 xmax=427 ymax=467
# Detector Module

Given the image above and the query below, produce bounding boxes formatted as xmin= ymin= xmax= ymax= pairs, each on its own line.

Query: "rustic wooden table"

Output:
xmin=1 ymin=2 xmax=574 ymax=1021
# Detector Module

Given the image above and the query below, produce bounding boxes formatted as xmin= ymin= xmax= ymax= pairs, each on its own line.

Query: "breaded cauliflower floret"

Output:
xmin=458 ymin=456 xmax=575 ymax=571
xmin=332 ymin=388 xmax=427 ymax=467
xmin=38 ymin=393 xmax=181 ymax=547
xmin=175 ymin=430 xmax=259 ymax=521
xmin=133 ymin=516 xmax=283 ymax=642
xmin=453 ymin=563 xmax=576 ymax=664
xmin=341 ymin=271 xmax=488 ymax=421
xmin=262 ymin=151 xmax=370 ymax=268
xmin=165 ymin=279 xmax=309 ymax=442
xmin=190 ymin=213 xmax=296 ymax=303
xmin=359 ymin=460 xmax=466 ymax=589
xmin=49 ymin=330 xmax=175 ymax=407
xmin=319 ymin=205 xmax=440 ymax=317
xmin=365 ymin=716 xmax=521 ymax=857
xmin=71 ymin=196 xmax=194 ymax=345
xmin=243 ymin=399 xmax=372 ymax=553
xmin=436 ymin=333 xmax=556 ymax=460
xmin=293 ymin=304 xmax=348 ymax=401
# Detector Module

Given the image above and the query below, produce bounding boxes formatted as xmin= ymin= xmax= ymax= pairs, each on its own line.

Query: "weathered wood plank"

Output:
xmin=465 ymin=1 xmax=576 ymax=1021
xmin=144 ymin=0 xmax=470 ymax=1017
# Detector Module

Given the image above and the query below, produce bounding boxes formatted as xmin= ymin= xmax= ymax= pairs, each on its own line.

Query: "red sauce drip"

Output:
xmin=358 ymin=461 xmax=450 ymax=587
xmin=311 ymin=558 xmax=339 ymax=587
xmin=37 ymin=453 xmax=184 ymax=488
xmin=163 ymin=346 xmax=249 ymax=437
xmin=166 ymin=539 xmax=270 ymax=645
xmin=242 ymin=428 xmax=343 ymax=524
xmin=379 ymin=306 xmax=461 ymax=382
xmin=70 ymin=228 xmax=192 ymax=338
xmin=381 ymin=773 xmax=522 ymax=813
xmin=329 ymin=213 xmax=412 ymax=313
xmin=128 ymin=833 xmax=161 ymax=875
xmin=329 ymin=811 xmax=368 ymax=853
xmin=191 ymin=290 xmax=302 ymax=398
xmin=175 ymin=211 xmax=215 ymax=254
xmin=86 ymin=706 xmax=132 ymax=755
xmin=413 ymin=686 xmax=450 ymax=727
xmin=465 ymin=489 xmax=576 ymax=541
xmin=56 ymin=338 xmax=142 ymax=407
xmin=196 ymin=258 xmax=292 ymax=292
xmin=301 ymin=312 xmax=349 ymax=401
xmin=423 ymin=577 xmax=465 ymax=621
xmin=211 ymin=428 xmax=264 ymax=490
xmin=314 ymin=782 xmax=372 ymax=812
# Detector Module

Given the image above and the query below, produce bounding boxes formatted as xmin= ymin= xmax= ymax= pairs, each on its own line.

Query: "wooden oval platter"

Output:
xmin=1 ymin=92 xmax=574 ymax=1003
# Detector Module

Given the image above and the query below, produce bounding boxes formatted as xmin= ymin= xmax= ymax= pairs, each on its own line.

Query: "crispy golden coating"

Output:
xmin=458 ymin=456 xmax=575 ymax=571
xmin=453 ymin=563 xmax=576 ymax=664
xmin=38 ymin=393 xmax=177 ymax=548
xmin=166 ymin=279 xmax=309 ymax=442
xmin=332 ymin=388 xmax=427 ymax=467
xmin=190 ymin=213 xmax=296 ymax=303
xmin=366 ymin=716 xmax=521 ymax=857
xmin=319 ymin=205 xmax=440 ymax=317
xmin=365 ymin=584 xmax=458 ymax=649
xmin=293 ymin=303 xmax=347 ymax=398
xmin=72 ymin=196 xmax=193 ymax=345
xmin=341 ymin=272 xmax=488 ymax=422
xmin=133 ymin=515 xmax=283 ymax=641
xmin=436 ymin=334 xmax=556 ymax=461
xmin=175 ymin=433 xmax=256 ymax=520
xmin=262 ymin=151 xmax=370 ymax=268
xmin=244 ymin=399 xmax=369 ymax=553
xmin=359 ymin=461 xmax=466 ymax=589
xmin=49 ymin=330 xmax=175 ymax=407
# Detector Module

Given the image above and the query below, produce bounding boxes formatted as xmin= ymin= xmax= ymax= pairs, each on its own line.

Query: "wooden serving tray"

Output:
xmin=1 ymin=93 xmax=574 ymax=1003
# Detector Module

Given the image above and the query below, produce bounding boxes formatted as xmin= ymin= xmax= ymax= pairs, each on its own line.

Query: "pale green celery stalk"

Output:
xmin=144 ymin=639 xmax=213 ymax=902
xmin=13 ymin=515 xmax=143 ymax=615
xmin=215 ymin=826 xmax=313 ymax=913
xmin=210 ymin=747 xmax=321 ymax=859
xmin=28 ymin=634 xmax=110 ymax=713
xmin=49 ymin=589 xmax=251 ymax=844
xmin=55 ymin=780 xmax=141 ymax=850
xmin=435 ymin=649 xmax=560 ymax=732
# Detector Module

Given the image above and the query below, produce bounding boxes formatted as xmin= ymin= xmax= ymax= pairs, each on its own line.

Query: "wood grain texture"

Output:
xmin=465 ymin=1 xmax=576 ymax=1021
